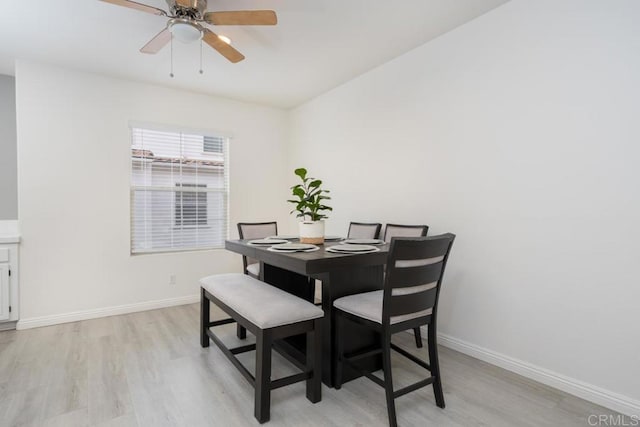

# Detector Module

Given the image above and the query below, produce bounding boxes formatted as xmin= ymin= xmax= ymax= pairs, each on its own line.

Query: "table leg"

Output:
xmin=262 ymin=263 xmax=314 ymax=302
xmin=320 ymin=265 xmax=383 ymax=386
xmin=262 ymin=262 xmax=383 ymax=387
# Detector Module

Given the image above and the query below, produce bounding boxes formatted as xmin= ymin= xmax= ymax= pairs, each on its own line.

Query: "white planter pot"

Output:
xmin=299 ymin=220 xmax=325 ymax=244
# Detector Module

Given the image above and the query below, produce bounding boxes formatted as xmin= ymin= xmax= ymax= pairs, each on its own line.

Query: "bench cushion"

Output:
xmin=200 ymin=274 xmax=324 ymax=329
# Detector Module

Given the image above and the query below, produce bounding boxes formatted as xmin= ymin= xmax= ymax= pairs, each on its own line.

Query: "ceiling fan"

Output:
xmin=101 ymin=0 xmax=278 ymax=63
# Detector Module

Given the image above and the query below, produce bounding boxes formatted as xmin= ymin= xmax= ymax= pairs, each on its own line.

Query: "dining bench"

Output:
xmin=200 ymin=273 xmax=324 ymax=423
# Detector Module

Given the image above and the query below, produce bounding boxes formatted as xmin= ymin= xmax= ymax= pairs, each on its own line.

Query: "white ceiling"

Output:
xmin=0 ymin=0 xmax=508 ymax=108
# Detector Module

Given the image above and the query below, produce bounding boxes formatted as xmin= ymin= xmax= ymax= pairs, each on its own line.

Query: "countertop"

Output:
xmin=0 ymin=221 xmax=20 ymax=244
xmin=0 ymin=235 xmax=20 ymax=244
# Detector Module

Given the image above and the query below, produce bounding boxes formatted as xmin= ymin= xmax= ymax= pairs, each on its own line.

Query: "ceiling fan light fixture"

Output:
xmin=218 ymin=35 xmax=231 ymax=45
xmin=168 ymin=19 xmax=203 ymax=43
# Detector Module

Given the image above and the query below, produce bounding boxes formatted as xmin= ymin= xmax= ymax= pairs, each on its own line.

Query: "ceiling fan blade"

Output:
xmin=203 ymin=30 xmax=245 ymax=63
xmin=204 ymin=10 xmax=277 ymax=26
xmin=140 ymin=28 xmax=171 ymax=54
xmin=100 ymin=0 xmax=166 ymax=16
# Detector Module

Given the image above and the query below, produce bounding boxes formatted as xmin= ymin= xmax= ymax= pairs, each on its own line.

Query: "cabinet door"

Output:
xmin=0 ymin=264 xmax=9 ymax=321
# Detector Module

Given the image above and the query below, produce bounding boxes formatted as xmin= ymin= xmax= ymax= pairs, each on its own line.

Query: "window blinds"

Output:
xmin=131 ymin=127 xmax=229 ymax=254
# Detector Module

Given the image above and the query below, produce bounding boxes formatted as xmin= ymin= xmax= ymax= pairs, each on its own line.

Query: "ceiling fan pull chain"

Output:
xmin=170 ymin=34 xmax=175 ymax=78
xmin=199 ymin=39 xmax=204 ymax=75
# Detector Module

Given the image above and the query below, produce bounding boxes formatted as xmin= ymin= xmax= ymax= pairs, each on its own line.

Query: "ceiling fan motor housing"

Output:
xmin=170 ymin=0 xmax=208 ymax=19
xmin=167 ymin=1 xmax=208 ymax=43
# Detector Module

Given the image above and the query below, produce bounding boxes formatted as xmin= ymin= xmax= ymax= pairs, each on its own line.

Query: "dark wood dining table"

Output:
xmin=225 ymin=239 xmax=390 ymax=387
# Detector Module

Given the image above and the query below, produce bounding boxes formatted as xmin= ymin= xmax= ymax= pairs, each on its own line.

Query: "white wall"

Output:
xmin=15 ymin=60 xmax=290 ymax=322
xmin=289 ymin=0 xmax=640 ymax=414
xmin=0 ymin=74 xmax=17 ymax=220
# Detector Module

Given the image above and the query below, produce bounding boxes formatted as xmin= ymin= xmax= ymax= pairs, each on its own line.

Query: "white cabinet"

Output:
xmin=0 ymin=264 xmax=9 ymax=321
xmin=0 ymin=239 xmax=19 ymax=327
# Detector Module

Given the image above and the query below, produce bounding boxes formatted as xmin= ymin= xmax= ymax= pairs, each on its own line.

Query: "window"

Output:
xmin=203 ymin=136 xmax=224 ymax=154
xmin=175 ymin=184 xmax=207 ymax=226
xmin=130 ymin=126 xmax=229 ymax=254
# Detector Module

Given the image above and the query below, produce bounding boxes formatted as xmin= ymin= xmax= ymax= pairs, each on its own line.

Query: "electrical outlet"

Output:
xmin=169 ymin=274 xmax=177 ymax=285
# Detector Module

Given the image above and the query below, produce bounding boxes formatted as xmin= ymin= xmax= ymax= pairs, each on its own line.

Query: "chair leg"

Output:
xmin=255 ymin=330 xmax=273 ymax=423
xmin=237 ymin=324 xmax=247 ymax=340
xmin=382 ymin=332 xmax=398 ymax=427
xmin=428 ymin=323 xmax=445 ymax=409
xmin=200 ymin=288 xmax=210 ymax=348
xmin=413 ymin=327 xmax=423 ymax=348
xmin=334 ymin=312 xmax=344 ymax=389
xmin=306 ymin=318 xmax=322 ymax=403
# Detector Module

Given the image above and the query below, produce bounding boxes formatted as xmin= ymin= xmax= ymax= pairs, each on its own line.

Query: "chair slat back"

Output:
xmin=347 ymin=222 xmax=382 ymax=239
xmin=383 ymin=223 xmax=429 ymax=243
xmin=388 ymin=290 xmax=439 ymax=318
xmin=237 ymin=222 xmax=278 ymax=271
xmin=238 ymin=222 xmax=278 ymax=240
xmin=383 ymin=234 xmax=455 ymax=324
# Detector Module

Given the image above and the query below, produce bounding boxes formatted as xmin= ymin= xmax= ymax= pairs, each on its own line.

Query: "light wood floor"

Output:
xmin=0 ymin=304 xmax=617 ymax=427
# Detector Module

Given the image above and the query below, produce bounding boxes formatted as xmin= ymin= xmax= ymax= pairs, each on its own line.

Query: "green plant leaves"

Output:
xmin=294 ymin=168 xmax=307 ymax=180
xmin=287 ymin=168 xmax=332 ymax=221
xmin=292 ymin=186 xmax=305 ymax=198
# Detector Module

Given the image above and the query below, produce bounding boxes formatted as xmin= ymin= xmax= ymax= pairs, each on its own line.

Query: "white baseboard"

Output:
xmin=437 ymin=332 xmax=640 ymax=418
xmin=16 ymin=294 xmax=199 ymax=330
xmin=0 ymin=321 xmax=17 ymax=331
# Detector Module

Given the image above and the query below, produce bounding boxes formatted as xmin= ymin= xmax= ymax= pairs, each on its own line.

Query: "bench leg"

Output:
xmin=255 ymin=330 xmax=272 ymax=423
xmin=200 ymin=288 xmax=210 ymax=348
xmin=306 ymin=318 xmax=322 ymax=403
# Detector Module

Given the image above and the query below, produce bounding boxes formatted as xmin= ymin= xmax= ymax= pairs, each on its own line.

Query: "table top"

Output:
xmin=225 ymin=239 xmax=390 ymax=276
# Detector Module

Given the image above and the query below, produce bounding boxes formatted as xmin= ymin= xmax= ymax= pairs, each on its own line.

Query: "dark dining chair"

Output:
xmin=236 ymin=221 xmax=278 ymax=339
xmin=333 ymin=234 xmax=455 ymax=427
xmin=237 ymin=222 xmax=278 ymax=278
xmin=383 ymin=223 xmax=429 ymax=348
xmin=313 ymin=222 xmax=383 ymax=305
xmin=347 ymin=222 xmax=382 ymax=239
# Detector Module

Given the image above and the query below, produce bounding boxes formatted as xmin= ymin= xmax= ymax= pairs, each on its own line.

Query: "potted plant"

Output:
xmin=287 ymin=168 xmax=332 ymax=244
